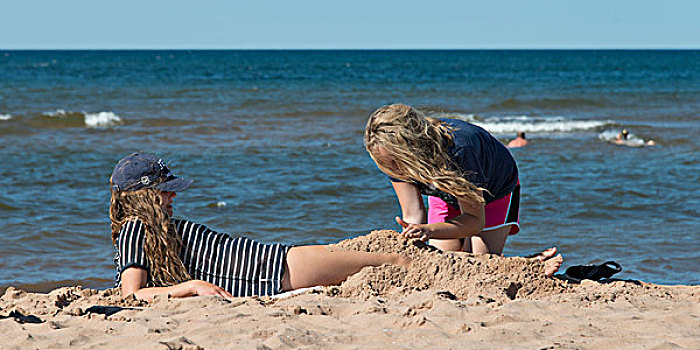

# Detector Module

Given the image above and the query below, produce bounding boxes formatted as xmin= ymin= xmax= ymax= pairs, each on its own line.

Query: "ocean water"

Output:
xmin=0 ymin=50 xmax=698 ymax=292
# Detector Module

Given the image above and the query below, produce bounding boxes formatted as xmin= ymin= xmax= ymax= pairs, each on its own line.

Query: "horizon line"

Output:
xmin=2 ymin=47 xmax=699 ymax=51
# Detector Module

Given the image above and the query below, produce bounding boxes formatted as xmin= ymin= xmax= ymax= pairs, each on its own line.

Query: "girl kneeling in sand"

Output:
xmin=109 ymin=152 xmax=409 ymax=301
xmin=364 ymin=104 xmax=562 ymax=274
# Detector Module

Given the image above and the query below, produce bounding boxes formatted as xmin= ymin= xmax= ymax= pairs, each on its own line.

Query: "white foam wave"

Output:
xmin=598 ymin=130 xmax=623 ymax=141
xmin=45 ymin=109 xmax=67 ymax=117
xmin=477 ymin=119 xmax=609 ymax=134
xmin=84 ymin=111 xmax=123 ymax=127
xmin=0 ymin=113 xmax=12 ymax=121
xmin=435 ymin=112 xmax=481 ymax=123
xmin=44 ymin=109 xmax=123 ymax=127
xmin=434 ymin=113 xmax=611 ymax=134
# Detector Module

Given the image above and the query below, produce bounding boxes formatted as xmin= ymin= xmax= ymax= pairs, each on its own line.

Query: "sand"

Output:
xmin=1 ymin=230 xmax=698 ymax=350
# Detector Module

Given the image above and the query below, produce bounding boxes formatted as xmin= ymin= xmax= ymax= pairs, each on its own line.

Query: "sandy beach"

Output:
xmin=2 ymin=230 xmax=698 ymax=350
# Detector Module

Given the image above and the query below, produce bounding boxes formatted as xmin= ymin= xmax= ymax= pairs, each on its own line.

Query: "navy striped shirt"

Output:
xmin=114 ymin=218 xmax=290 ymax=297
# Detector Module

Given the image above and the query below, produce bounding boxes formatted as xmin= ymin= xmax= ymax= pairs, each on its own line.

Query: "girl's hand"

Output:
xmin=395 ymin=216 xmax=432 ymax=241
xmin=186 ymin=280 xmax=233 ymax=298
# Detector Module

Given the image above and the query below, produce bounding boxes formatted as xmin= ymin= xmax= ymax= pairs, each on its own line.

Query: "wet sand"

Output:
xmin=1 ymin=230 xmax=698 ymax=350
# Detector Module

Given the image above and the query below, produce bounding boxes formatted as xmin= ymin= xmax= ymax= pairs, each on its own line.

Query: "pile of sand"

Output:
xmin=1 ymin=230 xmax=698 ymax=349
xmin=331 ymin=230 xmax=566 ymax=302
xmin=331 ymin=230 xmax=694 ymax=306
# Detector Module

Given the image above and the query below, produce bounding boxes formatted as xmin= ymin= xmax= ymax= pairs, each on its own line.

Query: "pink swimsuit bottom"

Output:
xmin=427 ymin=181 xmax=520 ymax=235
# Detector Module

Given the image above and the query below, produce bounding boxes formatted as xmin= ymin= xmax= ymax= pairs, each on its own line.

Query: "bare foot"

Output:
xmin=527 ymin=247 xmax=557 ymax=261
xmin=544 ymin=254 xmax=563 ymax=277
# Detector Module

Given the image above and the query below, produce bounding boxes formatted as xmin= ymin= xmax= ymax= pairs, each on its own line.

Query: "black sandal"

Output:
xmin=565 ymin=261 xmax=622 ymax=281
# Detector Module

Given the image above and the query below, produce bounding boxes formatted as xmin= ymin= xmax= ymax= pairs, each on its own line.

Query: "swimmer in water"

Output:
xmin=507 ymin=131 xmax=529 ymax=148
xmin=615 ymin=129 xmax=630 ymax=141
xmin=613 ymin=129 xmax=655 ymax=147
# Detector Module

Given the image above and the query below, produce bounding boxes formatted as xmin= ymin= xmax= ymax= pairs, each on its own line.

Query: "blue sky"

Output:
xmin=2 ymin=0 xmax=698 ymax=49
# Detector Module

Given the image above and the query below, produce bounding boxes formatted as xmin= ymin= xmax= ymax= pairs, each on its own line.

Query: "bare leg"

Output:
xmin=464 ymin=225 xmax=511 ymax=254
xmin=429 ymin=238 xmax=464 ymax=252
xmin=430 ymin=226 xmax=510 ymax=254
xmin=280 ymin=245 xmax=409 ymax=291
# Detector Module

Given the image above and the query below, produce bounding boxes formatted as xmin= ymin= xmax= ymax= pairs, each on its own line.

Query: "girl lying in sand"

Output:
xmin=109 ymin=152 xmax=562 ymax=301
xmin=109 ymin=152 xmax=409 ymax=301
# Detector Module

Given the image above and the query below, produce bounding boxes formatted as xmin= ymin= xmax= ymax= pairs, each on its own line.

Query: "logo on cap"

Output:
xmin=110 ymin=153 xmax=192 ymax=192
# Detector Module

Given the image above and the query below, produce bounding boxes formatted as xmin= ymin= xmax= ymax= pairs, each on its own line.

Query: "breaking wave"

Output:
xmin=432 ymin=112 xmax=612 ymax=135
xmin=43 ymin=110 xmax=123 ymax=128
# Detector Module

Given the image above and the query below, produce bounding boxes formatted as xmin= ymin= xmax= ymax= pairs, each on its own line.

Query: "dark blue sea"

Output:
xmin=0 ymin=50 xmax=698 ymax=291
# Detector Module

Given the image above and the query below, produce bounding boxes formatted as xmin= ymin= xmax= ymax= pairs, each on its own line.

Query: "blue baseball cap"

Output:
xmin=110 ymin=152 xmax=193 ymax=192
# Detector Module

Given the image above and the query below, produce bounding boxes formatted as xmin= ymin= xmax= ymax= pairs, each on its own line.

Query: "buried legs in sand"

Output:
xmin=279 ymin=227 xmax=561 ymax=294
xmin=431 ymin=225 xmax=564 ymax=277
xmin=280 ymin=240 xmax=561 ymax=294
xmin=281 ymin=246 xmax=410 ymax=291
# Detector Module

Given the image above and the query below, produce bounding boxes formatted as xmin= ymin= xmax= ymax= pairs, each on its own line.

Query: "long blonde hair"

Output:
xmin=109 ymin=188 xmax=191 ymax=286
xmin=364 ymin=104 xmax=485 ymax=205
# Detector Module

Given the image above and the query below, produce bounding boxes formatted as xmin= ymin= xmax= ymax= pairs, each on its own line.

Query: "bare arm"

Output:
xmin=396 ymin=196 xmax=485 ymax=241
xmin=391 ymin=181 xmax=426 ymax=224
xmin=120 ymin=267 xmax=232 ymax=302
